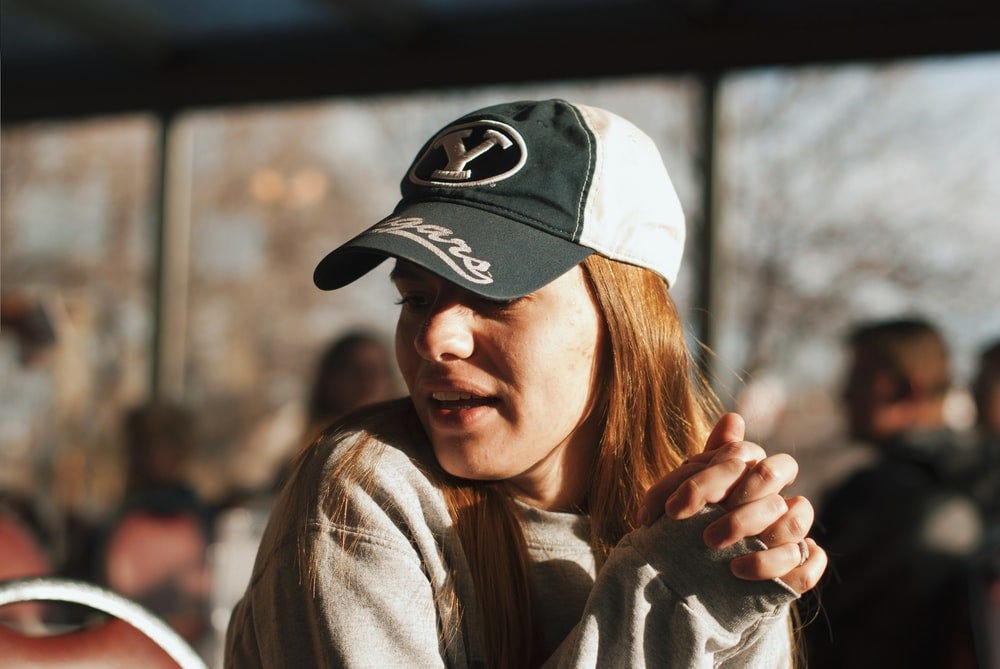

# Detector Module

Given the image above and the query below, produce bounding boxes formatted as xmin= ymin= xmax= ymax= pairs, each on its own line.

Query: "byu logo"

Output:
xmin=431 ymin=129 xmax=512 ymax=181
xmin=408 ymin=120 xmax=527 ymax=188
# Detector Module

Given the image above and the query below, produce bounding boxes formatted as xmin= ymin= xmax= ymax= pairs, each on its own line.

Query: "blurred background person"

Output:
xmin=263 ymin=330 xmax=400 ymax=495
xmin=970 ymin=338 xmax=1000 ymax=525
xmin=806 ymin=317 xmax=983 ymax=669
xmin=302 ymin=330 xmax=400 ymax=444
xmin=203 ymin=330 xmax=399 ymax=665
xmin=969 ymin=338 xmax=1000 ymax=667
xmin=98 ymin=402 xmax=212 ymax=647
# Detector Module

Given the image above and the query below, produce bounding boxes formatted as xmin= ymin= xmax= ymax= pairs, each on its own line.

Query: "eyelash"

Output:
xmin=394 ymin=294 xmax=429 ymax=309
xmin=393 ymin=292 xmax=519 ymax=314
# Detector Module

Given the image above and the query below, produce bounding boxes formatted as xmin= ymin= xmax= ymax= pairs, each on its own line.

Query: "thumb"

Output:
xmin=704 ymin=412 xmax=745 ymax=452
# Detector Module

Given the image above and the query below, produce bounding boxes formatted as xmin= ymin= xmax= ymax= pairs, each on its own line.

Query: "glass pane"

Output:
xmin=1 ymin=116 xmax=157 ymax=521
xmin=715 ymin=54 xmax=1000 ymax=497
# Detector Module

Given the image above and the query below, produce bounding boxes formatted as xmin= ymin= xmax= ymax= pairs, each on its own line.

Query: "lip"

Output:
xmin=416 ymin=378 xmax=500 ymax=431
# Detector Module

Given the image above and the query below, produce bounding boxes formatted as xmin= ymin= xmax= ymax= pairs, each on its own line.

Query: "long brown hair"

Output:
xmin=302 ymin=254 xmax=719 ymax=667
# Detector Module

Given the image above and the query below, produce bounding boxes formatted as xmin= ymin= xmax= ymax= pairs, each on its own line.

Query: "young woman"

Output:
xmin=225 ymin=99 xmax=825 ymax=667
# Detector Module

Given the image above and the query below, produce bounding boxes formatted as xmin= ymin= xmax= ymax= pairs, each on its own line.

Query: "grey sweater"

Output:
xmin=225 ymin=421 xmax=797 ymax=667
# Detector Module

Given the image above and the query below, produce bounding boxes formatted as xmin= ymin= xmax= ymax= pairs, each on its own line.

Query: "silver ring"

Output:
xmin=797 ymin=539 xmax=810 ymax=566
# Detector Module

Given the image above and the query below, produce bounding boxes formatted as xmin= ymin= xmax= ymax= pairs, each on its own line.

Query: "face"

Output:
xmin=391 ymin=261 xmax=604 ymax=509
xmin=324 ymin=340 xmax=396 ymax=412
xmin=843 ymin=348 xmax=902 ymax=441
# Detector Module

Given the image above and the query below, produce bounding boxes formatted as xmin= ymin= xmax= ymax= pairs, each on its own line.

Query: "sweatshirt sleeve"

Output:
xmin=225 ymin=526 xmax=446 ymax=668
xmin=224 ymin=440 xmax=457 ymax=669
xmin=544 ymin=505 xmax=799 ymax=669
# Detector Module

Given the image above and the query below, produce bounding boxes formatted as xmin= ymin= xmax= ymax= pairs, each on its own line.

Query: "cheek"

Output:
xmin=533 ymin=311 xmax=602 ymax=415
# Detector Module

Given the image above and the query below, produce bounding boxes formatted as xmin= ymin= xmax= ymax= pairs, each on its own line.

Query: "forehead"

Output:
xmin=388 ymin=260 xmax=480 ymax=297
xmin=389 ymin=260 xmax=438 ymax=282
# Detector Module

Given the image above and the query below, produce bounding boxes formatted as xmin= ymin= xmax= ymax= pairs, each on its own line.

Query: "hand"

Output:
xmin=638 ymin=413 xmax=827 ymax=593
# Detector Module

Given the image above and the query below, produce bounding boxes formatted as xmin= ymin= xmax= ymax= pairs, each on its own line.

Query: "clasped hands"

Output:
xmin=639 ymin=413 xmax=827 ymax=593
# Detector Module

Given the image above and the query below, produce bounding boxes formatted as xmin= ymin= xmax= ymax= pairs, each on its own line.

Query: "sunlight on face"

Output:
xmin=392 ymin=262 xmax=604 ymax=509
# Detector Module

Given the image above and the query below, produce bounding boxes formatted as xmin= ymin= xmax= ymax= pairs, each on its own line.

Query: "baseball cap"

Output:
xmin=313 ymin=98 xmax=685 ymax=300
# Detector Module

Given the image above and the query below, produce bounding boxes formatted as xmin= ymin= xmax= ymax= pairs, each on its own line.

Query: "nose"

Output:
xmin=414 ymin=301 xmax=475 ymax=362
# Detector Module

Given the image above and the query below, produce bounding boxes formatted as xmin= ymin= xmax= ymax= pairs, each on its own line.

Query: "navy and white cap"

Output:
xmin=314 ymin=99 xmax=685 ymax=300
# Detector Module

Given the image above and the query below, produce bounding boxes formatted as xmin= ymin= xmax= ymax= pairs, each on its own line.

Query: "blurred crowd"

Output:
xmin=0 ymin=331 xmax=400 ymax=664
xmin=1 ymin=319 xmax=998 ymax=667
xmin=804 ymin=320 xmax=999 ymax=668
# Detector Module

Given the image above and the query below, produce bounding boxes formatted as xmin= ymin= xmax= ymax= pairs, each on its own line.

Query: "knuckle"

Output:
xmin=723 ymin=513 xmax=745 ymax=537
xmin=724 ymin=457 xmax=749 ymax=476
xmin=743 ymin=550 xmax=768 ymax=573
xmin=767 ymin=495 xmax=790 ymax=518
xmin=784 ymin=514 xmax=808 ymax=539
xmin=752 ymin=461 xmax=781 ymax=487
xmin=680 ymin=476 xmax=704 ymax=504
xmin=711 ymin=443 xmax=743 ymax=462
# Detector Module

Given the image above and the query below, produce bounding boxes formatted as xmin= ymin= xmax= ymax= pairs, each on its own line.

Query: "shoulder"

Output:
xmin=265 ymin=399 xmax=451 ymax=550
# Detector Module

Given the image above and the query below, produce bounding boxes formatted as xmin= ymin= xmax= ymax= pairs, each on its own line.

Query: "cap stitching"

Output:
xmin=565 ymin=103 xmax=595 ymax=241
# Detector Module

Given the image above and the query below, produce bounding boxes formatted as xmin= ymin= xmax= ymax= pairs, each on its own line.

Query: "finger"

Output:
xmin=730 ymin=538 xmax=825 ymax=586
xmin=665 ymin=458 xmax=750 ymax=520
xmin=704 ymin=412 xmax=745 ymax=453
xmin=642 ymin=437 xmax=762 ymax=525
xmin=759 ymin=539 xmax=828 ymax=594
xmin=723 ymin=453 xmax=798 ymax=508
xmin=698 ymin=439 xmax=766 ymax=467
xmin=703 ymin=495 xmax=789 ymax=549
xmin=756 ymin=496 xmax=814 ymax=548
xmin=638 ymin=460 xmax=709 ymax=526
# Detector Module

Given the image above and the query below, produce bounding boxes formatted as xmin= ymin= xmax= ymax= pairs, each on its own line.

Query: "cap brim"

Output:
xmin=313 ymin=201 xmax=592 ymax=300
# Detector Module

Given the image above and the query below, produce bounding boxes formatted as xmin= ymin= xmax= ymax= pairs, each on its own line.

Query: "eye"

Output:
xmin=394 ymin=292 xmax=431 ymax=310
xmin=473 ymin=295 xmax=519 ymax=315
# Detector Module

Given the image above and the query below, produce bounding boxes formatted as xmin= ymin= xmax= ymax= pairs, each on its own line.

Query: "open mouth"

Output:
xmin=430 ymin=391 xmax=496 ymax=410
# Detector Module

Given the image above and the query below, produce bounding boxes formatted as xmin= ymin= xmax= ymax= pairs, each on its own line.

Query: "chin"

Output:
xmin=434 ymin=449 xmax=511 ymax=482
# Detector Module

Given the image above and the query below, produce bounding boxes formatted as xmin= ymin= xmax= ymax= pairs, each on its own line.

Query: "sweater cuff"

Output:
xmin=626 ymin=504 xmax=799 ymax=630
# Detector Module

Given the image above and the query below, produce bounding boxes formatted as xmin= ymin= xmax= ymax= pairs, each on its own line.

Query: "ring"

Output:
xmin=797 ymin=539 xmax=810 ymax=566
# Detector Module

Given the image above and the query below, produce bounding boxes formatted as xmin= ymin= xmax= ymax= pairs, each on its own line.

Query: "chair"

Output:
xmin=0 ymin=577 xmax=207 ymax=669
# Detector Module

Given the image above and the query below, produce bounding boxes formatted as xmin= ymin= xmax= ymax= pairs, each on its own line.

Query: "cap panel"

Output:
xmin=575 ymin=104 xmax=685 ymax=287
xmin=399 ymin=100 xmax=595 ymax=241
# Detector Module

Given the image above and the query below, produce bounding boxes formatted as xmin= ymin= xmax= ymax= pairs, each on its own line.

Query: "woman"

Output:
xmin=226 ymin=99 xmax=825 ymax=667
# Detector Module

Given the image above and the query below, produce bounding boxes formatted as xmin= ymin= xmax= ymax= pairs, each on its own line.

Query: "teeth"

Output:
xmin=432 ymin=391 xmax=475 ymax=401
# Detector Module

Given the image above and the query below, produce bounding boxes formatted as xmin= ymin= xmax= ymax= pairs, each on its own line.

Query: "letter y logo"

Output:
xmin=431 ymin=129 xmax=513 ymax=181
xmin=408 ymin=120 xmax=527 ymax=188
